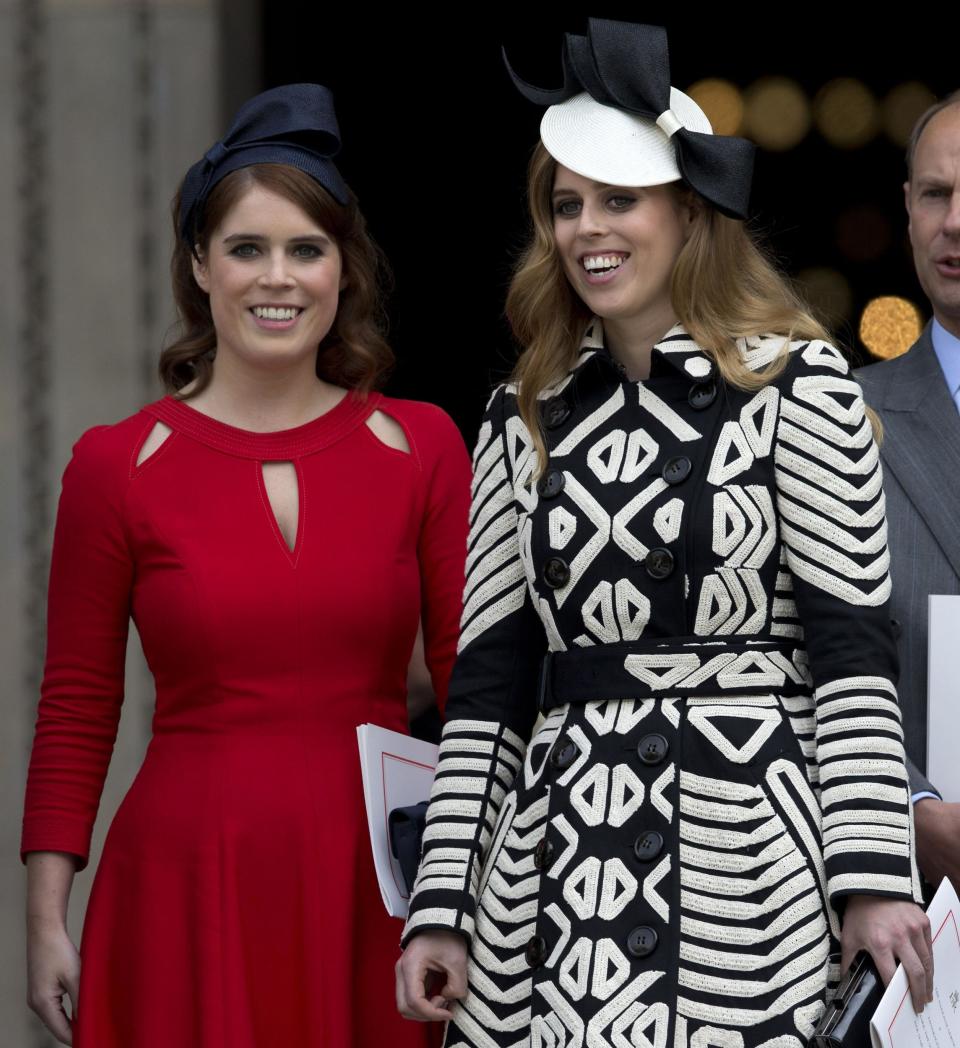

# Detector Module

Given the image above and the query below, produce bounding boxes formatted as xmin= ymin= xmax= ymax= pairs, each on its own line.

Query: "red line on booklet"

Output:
xmin=887 ymin=907 xmax=958 ymax=1046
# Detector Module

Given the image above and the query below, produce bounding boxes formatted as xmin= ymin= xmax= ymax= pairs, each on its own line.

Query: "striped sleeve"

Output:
xmin=773 ymin=341 xmax=921 ymax=905
xmin=402 ymin=385 xmax=546 ymax=945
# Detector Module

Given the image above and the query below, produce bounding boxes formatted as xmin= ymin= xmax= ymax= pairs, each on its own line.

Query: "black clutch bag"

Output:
xmin=811 ymin=952 xmax=883 ymax=1048
xmin=388 ymin=801 xmax=429 ymax=895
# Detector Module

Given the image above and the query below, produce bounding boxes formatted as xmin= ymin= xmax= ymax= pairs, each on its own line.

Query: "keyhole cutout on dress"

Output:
xmin=261 ymin=461 xmax=300 ymax=553
xmin=365 ymin=410 xmax=410 ymax=454
xmin=136 ymin=421 xmax=173 ymax=467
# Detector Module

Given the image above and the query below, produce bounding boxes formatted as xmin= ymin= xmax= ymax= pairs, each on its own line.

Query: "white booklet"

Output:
xmin=870 ymin=877 xmax=960 ymax=1047
xmin=356 ymin=723 xmax=438 ymax=918
xmin=928 ymin=595 xmax=960 ymax=802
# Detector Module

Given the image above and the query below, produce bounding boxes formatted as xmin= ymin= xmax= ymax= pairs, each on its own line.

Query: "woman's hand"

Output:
xmin=27 ymin=921 xmax=80 ymax=1045
xmin=396 ymin=930 xmax=468 ymax=1022
xmin=26 ymin=852 xmax=79 ymax=1045
xmin=841 ymin=895 xmax=933 ymax=1013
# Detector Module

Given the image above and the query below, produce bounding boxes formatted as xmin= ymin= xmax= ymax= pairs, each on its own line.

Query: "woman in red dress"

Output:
xmin=23 ymin=84 xmax=470 ymax=1047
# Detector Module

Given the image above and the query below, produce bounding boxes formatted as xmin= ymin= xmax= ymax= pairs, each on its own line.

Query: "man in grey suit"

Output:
xmin=857 ymin=91 xmax=960 ymax=890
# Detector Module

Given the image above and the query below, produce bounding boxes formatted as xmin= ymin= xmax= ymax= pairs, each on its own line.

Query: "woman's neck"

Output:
xmin=180 ymin=353 xmax=345 ymax=432
xmin=603 ymin=307 xmax=679 ymax=382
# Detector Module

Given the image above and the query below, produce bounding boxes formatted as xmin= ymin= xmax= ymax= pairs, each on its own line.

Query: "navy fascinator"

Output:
xmin=178 ymin=83 xmax=349 ymax=246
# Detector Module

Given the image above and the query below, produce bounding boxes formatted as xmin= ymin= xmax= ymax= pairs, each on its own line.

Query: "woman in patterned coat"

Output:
xmin=397 ymin=21 xmax=933 ymax=1047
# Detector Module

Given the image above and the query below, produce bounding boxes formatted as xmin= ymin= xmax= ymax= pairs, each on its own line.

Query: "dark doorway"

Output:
xmin=259 ymin=8 xmax=957 ymax=438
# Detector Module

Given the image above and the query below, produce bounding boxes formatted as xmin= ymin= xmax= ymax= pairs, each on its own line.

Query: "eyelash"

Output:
xmin=228 ymin=244 xmax=324 ymax=259
xmin=553 ymin=195 xmax=637 ymax=217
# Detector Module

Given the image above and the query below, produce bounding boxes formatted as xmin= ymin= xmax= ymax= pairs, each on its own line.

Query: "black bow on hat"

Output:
xmin=178 ymin=83 xmax=349 ymax=245
xmin=504 ymin=20 xmax=755 ymax=220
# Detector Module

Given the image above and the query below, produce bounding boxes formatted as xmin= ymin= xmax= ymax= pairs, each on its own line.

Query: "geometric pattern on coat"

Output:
xmin=404 ymin=322 xmax=921 ymax=1047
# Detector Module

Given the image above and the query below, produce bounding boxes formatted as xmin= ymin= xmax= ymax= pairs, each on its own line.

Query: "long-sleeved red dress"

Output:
xmin=21 ymin=390 xmax=471 ymax=1048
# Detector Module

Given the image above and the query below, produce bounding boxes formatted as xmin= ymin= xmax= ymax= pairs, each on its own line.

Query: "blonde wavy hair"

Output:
xmin=505 ymin=143 xmax=852 ymax=473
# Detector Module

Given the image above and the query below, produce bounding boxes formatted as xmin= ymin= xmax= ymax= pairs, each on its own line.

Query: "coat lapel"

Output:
xmin=872 ymin=326 xmax=960 ymax=579
xmin=564 ymin=320 xmax=716 ymax=387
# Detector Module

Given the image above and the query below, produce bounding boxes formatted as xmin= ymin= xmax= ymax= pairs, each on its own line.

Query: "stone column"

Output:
xmin=0 ymin=1 xmax=250 ymax=1041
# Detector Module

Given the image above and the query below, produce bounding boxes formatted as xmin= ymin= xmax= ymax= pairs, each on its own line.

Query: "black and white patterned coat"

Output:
xmin=403 ymin=322 xmax=922 ymax=1048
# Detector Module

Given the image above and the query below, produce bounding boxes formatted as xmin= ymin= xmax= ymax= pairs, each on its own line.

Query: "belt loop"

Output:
xmin=537 ymin=652 xmax=554 ymax=714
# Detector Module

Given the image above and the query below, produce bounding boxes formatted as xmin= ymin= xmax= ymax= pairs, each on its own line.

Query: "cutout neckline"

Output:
xmin=144 ymin=391 xmax=381 ymax=461
xmin=260 ymin=460 xmax=300 ymax=556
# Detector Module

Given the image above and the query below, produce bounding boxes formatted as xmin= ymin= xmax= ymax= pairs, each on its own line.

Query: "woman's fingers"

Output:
xmin=31 ymin=986 xmax=74 ymax=1045
xmin=898 ymin=937 xmax=933 ymax=1014
xmin=27 ymin=928 xmax=79 ymax=1046
xmin=893 ymin=907 xmax=933 ymax=1012
xmin=396 ymin=932 xmax=468 ymax=1022
xmin=439 ymin=960 xmax=468 ymax=1002
xmin=841 ymin=896 xmax=933 ymax=1014
xmin=909 ymin=916 xmax=935 ymax=1007
xmin=839 ymin=940 xmax=855 ymax=979
xmin=402 ymin=962 xmax=455 ymax=1021
xmin=873 ymin=944 xmax=898 ymax=988
xmin=395 ymin=957 xmax=405 ymax=1013
xmin=396 ymin=953 xmax=454 ymax=1021
xmin=63 ymin=965 xmax=80 ymax=1020
xmin=428 ymin=994 xmax=457 ymax=1017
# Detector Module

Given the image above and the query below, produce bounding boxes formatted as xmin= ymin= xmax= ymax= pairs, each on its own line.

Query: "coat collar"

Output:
xmin=563 ymin=318 xmax=718 ymax=391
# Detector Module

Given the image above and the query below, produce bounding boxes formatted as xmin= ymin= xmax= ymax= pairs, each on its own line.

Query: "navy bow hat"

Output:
xmin=504 ymin=20 xmax=755 ymax=220
xmin=178 ymin=83 xmax=349 ymax=246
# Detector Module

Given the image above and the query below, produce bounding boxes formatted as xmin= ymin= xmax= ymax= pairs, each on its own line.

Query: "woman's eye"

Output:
xmin=292 ymin=244 xmax=322 ymax=259
xmin=607 ymin=195 xmax=636 ymax=210
xmin=554 ymin=200 xmax=581 ymax=217
xmin=230 ymin=243 xmax=259 ymax=258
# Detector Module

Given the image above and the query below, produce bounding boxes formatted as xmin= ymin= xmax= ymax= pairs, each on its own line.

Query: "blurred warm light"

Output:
xmin=743 ymin=77 xmax=810 ymax=151
xmin=797 ymin=267 xmax=854 ymax=329
xmin=687 ymin=78 xmax=744 ymax=136
xmin=814 ymin=78 xmax=879 ymax=148
xmin=835 ymin=205 xmax=893 ymax=263
xmin=883 ymin=82 xmax=938 ymax=147
xmin=859 ymin=297 xmax=923 ymax=359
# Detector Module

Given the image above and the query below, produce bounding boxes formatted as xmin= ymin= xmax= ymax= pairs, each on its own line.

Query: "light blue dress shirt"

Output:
xmin=931 ymin=318 xmax=960 ymax=414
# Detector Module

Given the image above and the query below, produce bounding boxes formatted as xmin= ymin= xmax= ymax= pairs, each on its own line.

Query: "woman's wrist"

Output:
xmin=26 ymin=913 xmax=70 ymax=935
xmin=26 ymin=852 xmax=76 ymax=930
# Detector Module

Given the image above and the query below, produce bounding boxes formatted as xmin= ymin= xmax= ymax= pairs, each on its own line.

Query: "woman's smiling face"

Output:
xmin=551 ymin=164 xmax=693 ymax=327
xmin=192 ymin=183 xmax=345 ymax=373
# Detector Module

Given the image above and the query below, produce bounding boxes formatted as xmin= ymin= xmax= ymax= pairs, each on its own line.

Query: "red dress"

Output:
xmin=21 ymin=391 xmax=471 ymax=1047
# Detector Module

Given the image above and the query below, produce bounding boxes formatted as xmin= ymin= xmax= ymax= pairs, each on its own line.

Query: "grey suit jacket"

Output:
xmin=857 ymin=323 xmax=960 ymax=797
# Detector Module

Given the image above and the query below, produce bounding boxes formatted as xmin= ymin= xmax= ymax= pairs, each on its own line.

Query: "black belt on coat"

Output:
xmin=537 ymin=636 xmax=811 ymax=713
